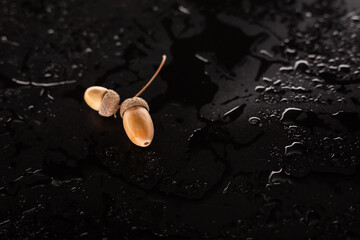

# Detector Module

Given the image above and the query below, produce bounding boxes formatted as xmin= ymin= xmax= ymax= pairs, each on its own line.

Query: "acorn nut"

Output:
xmin=120 ymin=97 xmax=153 ymax=147
xmin=84 ymin=86 xmax=120 ymax=117
xmin=83 ymin=55 xmax=166 ymax=147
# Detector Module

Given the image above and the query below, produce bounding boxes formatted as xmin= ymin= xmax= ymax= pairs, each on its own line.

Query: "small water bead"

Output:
xmin=317 ymin=63 xmax=327 ymax=68
xmin=351 ymin=15 xmax=360 ymax=21
xmin=248 ymin=117 xmax=261 ymax=125
xmin=222 ymin=181 xmax=231 ymax=194
xmin=294 ymin=60 xmax=310 ymax=71
xmin=44 ymin=73 xmax=52 ymax=78
xmin=223 ymin=105 xmax=245 ymax=122
xmin=333 ymin=137 xmax=343 ymax=141
xmin=285 ymin=142 xmax=305 ymax=156
xmin=280 ymin=108 xmax=303 ymax=124
xmin=338 ymin=64 xmax=350 ymax=72
xmin=259 ymin=50 xmax=274 ymax=58
xmin=279 ymin=66 xmax=293 ymax=72
xmin=305 ymin=210 xmax=320 ymax=227
xmin=285 ymin=48 xmax=296 ymax=54
xmin=195 ymin=54 xmax=209 ymax=63
xmin=178 ymin=5 xmax=191 ymax=15
xmin=47 ymin=29 xmax=55 ymax=35
xmin=264 ymin=86 xmax=275 ymax=93
xmin=312 ymin=78 xmax=324 ymax=83
xmin=329 ymin=65 xmax=338 ymax=71
xmin=281 ymin=86 xmax=308 ymax=92
xmin=273 ymin=80 xmax=282 ymax=86
xmin=308 ymin=54 xmax=316 ymax=59
xmin=255 ymin=85 xmax=265 ymax=92
xmin=262 ymin=77 xmax=272 ymax=83
xmin=267 ymin=169 xmax=292 ymax=187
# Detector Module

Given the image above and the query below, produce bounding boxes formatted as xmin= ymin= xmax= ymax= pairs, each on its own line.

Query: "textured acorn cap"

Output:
xmin=98 ymin=89 xmax=120 ymax=117
xmin=120 ymin=97 xmax=149 ymax=118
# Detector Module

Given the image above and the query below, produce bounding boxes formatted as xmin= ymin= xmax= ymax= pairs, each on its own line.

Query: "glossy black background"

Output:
xmin=1 ymin=0 xmax=360 ymax=239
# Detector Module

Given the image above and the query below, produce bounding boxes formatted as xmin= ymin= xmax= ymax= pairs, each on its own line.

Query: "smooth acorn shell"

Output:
xmin=84 ymin=86 xmax=120 ymax=117
xmin=84 ymin=86 xmax=108 ymax=111
xmin=123 ymin=106 xmax=154 ymax=147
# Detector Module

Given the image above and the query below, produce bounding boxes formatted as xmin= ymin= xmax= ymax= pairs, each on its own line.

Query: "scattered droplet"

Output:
xmin=285 ymin=48 xmax=296 ymax=54
xmin=195 ymin=54 xmax=209 ymax=63
xmin=223 ymin=181 xmax=231 ymax=194
xmin=294 ymin=60 xmax=310 ymax=71
xmin=338 ymin=64 xmax=350 ymax=72
xmin=255 ymin=85 xmax=265 ymax=92
xmin=279 ymin=66 xmax=293 ymax=72
xmin=268 ymin=169 xmax=292 ymax=186
xmin=47 ymin=29 xmax=55 ymax=34
xmin=248 ymin=117 xmax=261 ymax=125
xmin=178 ymin=5 xmax=191 ymax=15
xmin=285 ymin=142 xmax=305 ymax=156
xmin=280 ymin=108 xmax=303 ymax=124
xmin=306 ymin=210 xmax=320 ymax=227
xmin=273 ymin=80 xmax=282 ymax=86
xmin=260 ymin=50 xmax=274 ymax=58
xmin=262 ymin=77 xmax=272 ymax=83
xmin=223 ymin=105 xmax=246 ymax=122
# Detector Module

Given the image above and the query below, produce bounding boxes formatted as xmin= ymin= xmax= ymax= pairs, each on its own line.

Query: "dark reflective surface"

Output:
xmin=1 ymin=0 xmax=360 ymax=239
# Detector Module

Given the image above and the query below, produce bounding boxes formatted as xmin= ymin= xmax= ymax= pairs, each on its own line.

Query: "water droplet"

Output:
xmin=259 ymin=50 xmax=274 ymax=58
xmin=195 ymin=54 xmax=209 ymax=63
xmin=280 ymin=108 xmax=303 ymax=124
xmin=255 ymin=85 xmax=265 ymax=92
xmin=223 ymin=181 xmax=231 ymax=194
xmin=285 ymin=142 xmax=305 ymax=156
xmin=294 ymin=60 xmax=310 ymax=71
xmin=281 ymin=86 xmax=308 ymax=92
xmin=351 ymin=15 xmax=360 ymax=21
xmin=273 ymin=79 xmax=282 ymax=86
xmin=0 ymin=219 xmax=10 ymax=226
xmin=338 ymin=64 xmax=350 ymax=72
xmin=223 ymin=105 xmax=246 ymax=122
xmin=306 ymin=210 xmax=320 ymax=227
xmin=47 ymin=29 xmax=55 ymax=35
xmin=279 ymin=66 xmax=293 ymax=72
xmin=262 ymin=77 xmax=272 ymax=83
xmin=268 ymin=169 xmax=292 ymax=186
xmin=285 ymin=48 xmax=296 ymax=54
xmin=248 ymin=117 xmax=260 ymax=125
xmin=178 ymin=5 xmax=191 ymax=15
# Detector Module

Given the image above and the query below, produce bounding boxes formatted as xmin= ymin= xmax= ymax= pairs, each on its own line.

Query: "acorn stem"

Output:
xmin=113 ymin=105 xmax=121 ymax=118
xmin=135 ymin=55 xmax=167 ymax=97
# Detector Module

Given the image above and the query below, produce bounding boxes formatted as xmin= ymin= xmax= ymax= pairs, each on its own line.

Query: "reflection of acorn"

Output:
xmin=84 ymin=86 xmax=120 ymax=117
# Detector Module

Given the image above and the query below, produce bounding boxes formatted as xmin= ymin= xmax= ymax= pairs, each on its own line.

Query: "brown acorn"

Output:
xmin=83 ymin=55 xmax=166 ymax=147
xmin=84 ymin=86 xmax=120 ymax=117
xmin=120 ymin=55 xmax=166 ymax=147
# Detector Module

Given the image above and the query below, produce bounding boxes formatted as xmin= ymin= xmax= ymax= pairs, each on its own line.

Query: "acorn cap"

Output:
xmin=120 ymin=97 xmax=149 ymax=118
xmin=98 ymin=89 xmax=120 ymax=117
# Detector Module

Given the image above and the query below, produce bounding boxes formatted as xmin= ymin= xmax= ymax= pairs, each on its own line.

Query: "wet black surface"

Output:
xmin=1 ymin=0 xmax=360 ymax=239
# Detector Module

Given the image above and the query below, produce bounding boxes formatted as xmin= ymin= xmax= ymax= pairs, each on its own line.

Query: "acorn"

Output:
xmin=84 ymin=86 xmax=120 ymax=117
xmin=120 ymin=55 xmax=166 ymax=147
xmin=120 ymin=97 xmax=153 ymax=147
xmin=83 ymin=55 xmax=166 ymax=147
